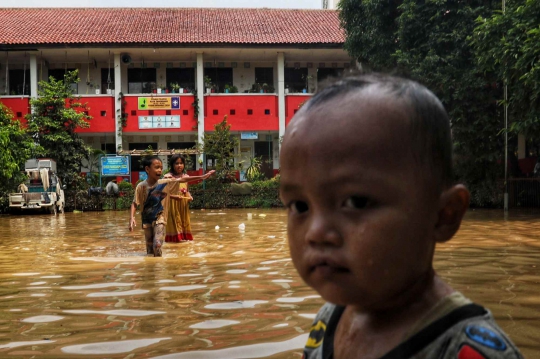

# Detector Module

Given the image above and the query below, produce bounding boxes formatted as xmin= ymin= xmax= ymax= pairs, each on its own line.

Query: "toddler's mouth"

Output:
xmin=310 ymin=260 xmax=349 ymax=276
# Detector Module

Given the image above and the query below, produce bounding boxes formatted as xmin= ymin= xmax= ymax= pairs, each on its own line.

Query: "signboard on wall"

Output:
xmin=138 ymin=116 xmax=181 ymax=129
xmin=101 ymin=156 xmax=130 ymax=176
xmin=241 ymin=132 xmax=258 ymax=140
xmin=138 ymin=96 xmax=180 ymax=110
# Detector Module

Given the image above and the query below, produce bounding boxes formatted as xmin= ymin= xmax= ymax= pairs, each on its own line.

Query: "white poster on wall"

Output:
xmin=138 ymin=116 xmax=181 ymax=129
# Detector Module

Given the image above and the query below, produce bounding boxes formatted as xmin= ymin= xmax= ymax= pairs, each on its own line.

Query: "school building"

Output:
xmin=0 ymin=8 xmax=350 ymax=182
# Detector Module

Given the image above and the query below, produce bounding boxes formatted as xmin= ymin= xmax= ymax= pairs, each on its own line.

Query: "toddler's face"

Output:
xmin=280 ymin=92 xmax=441 ymax=310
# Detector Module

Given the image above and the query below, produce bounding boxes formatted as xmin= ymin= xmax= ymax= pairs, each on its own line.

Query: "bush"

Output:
xmin=189 ymin=177 xmax=281 ymax=209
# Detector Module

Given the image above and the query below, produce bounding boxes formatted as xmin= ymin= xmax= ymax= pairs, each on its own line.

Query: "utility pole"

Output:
xmin=503 ymin=0 xmax=509 ymax=212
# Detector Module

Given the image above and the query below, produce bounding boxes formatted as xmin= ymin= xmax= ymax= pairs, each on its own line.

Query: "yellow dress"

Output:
xmin=164 ymin=175 xmax=193 ymax=242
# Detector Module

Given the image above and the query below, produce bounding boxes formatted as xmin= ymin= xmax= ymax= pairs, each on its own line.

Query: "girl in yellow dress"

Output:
xmin=164 ymin=155 xmax=194 ymax=242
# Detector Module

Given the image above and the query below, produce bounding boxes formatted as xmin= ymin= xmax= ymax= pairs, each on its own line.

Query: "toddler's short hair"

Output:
xmin=303 ymin=73 xmax=453 ymax=188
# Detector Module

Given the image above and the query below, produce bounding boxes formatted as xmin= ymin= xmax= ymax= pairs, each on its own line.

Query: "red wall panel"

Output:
xmin=76 ymin=96 xmax=115 ymax=133
xmin=205 ymin=95 xmax=279 ymax=131
xmin=285 ymin=95 xmax=311 ymax=126
xmin=0 ymin=97 xmax=30 ymax=126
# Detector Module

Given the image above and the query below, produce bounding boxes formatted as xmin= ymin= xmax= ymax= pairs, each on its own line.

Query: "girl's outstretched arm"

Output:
xmin=175 ymin=170 xmax=215 ymax=183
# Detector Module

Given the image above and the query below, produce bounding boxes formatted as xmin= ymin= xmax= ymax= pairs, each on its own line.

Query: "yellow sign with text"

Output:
xmin=138 ymin=97 xmax=173 ymax=110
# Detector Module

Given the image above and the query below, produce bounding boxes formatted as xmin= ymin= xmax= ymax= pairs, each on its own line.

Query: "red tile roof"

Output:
xmin=0 ymin=8 xmax=344 ymax=46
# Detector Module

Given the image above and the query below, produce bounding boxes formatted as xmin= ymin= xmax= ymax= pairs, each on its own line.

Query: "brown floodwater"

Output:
xmin=0 ymin=208 xmax=538 ymax=358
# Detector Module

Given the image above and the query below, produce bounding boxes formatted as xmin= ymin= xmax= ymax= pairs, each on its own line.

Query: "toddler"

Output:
xmin=279 ymin=74 xmax=523 ymax=359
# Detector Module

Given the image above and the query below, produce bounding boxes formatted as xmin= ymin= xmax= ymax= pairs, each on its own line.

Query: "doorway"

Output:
xmin=254 ymin=141 xmax=273 ymax=178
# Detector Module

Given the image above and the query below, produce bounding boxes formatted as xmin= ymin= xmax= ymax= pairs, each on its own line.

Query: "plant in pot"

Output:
xmin=250 ymin=83 xmax=261 ymax=93
xmin=171 ymin=82 xmax=180 ymax=93
xmin=204 ymin=76 xmax=213 ymax=94
xmin=230 ymin=85 xmax=239 ymax=93
xmin=224 ymin=84 xmax=231 ymax=93
xmin=94 ymin=84 xmax=101 ymax=95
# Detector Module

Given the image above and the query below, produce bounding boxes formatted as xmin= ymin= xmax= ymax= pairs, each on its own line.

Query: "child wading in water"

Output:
xmin=163 ymin=154 xmax=194 ymax=242
xmin=129 ymin=156 xmax=214 ymax=257
xmin=279 ymin=74 xmax=523 ymax=358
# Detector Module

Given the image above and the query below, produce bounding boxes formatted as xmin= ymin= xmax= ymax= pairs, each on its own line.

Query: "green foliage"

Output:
xmin=0 ymin=105 xmax=40 ymax=213
xmin=339 ymin=0 xmax=504 ymax=207
xmin=338 ymin=0 xmax=400 ymax=71
xmin=244 ymin=156 xmax=264 ymax=182
xmin=85 ymin=148 xmax=105 ymax=187
xmin=471 ymin=0 xmax=540 ymax=141
xmin=118 ymin=180 xmax=134 ymax=191
xmin=189 ymin=176 xmax=282 ymax=209
xmin=202 ymin=115 xmax=239 ymax=182
xmin=26 ymin=70 xmax=92 ymax=189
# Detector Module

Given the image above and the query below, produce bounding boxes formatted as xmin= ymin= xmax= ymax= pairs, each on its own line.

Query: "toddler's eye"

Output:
xmin=344 ymin=196 xmax=369 ymax=209
xmin=289 ymin=201 xmax=309 ymax=214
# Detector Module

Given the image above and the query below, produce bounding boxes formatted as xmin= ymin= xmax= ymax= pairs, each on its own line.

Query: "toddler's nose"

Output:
xmin=305 ymin=212 xmax=342 ymax=247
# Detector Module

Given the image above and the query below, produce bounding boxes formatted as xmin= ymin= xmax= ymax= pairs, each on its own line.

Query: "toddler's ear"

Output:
xmin=434 ymin=184 xmax=470 ymax=243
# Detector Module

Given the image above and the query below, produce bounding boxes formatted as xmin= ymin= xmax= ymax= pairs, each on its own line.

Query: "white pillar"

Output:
xmin=114 ymin=53 xmax=122 ymax=153
xmin=28 ymin=54 xmax=38 ymax=115
xmin=196 ymin=52 xmax=204 ymax=170
xmin=517 ymin=133 xmax=526 ymax=159
xmin=277 ymin=52 xmax=286 ymax=151
xmin=29 ymin=54 xmax=38 ymax=100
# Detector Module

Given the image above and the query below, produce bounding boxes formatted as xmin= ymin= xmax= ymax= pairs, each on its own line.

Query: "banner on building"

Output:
xmin=241 ymin=132 xmax=258 ymax=140
xmin=139 ymin=116 xmax=180 ymax=129
xmin=101 ymin=156 xmax=130 ymax=176
xmin=138 ymin=96 xmax=180 ymax=110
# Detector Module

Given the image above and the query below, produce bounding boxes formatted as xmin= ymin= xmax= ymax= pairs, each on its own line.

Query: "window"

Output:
xmin=48 ymin=69 xmax=78 ymax=93
xmin=167 ymin=142 xmax=197 ymax=171
xmin=101 ymin=143 xmax=116 ymax=154
xmin=8 ymin=69 xmax=30 ymax=95
xmin=128 ymin=143 xmax=158 ymax=172
xmin=285 ymin=68 xmax=308 ymax=93
xmin=128 ymin=68 xmax=156 ymax=94
xmin=317 ymin=68 xmax=344 ymax=84
xmin=204 ymin=68 xmax=233 ymax=93
xmin=166 ymin=68 xmax=195 ymax=92
xmin=101 ymin=68 xmax=115 ymax=93
xmin=255 ymin=67 xmax=274 ymax=87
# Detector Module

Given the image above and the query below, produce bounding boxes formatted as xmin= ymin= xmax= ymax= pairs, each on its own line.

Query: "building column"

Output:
xmin=114 ymin=53 xmax=122 ymax=152
xmin=517 ymin=133 xmax=526 ymax=159
xmin=277 ymin=52 xmax=286 ymax=153
xmin=196 ymin=52 xmax=205 ymax=171
xmin=29 ymin=54 xmax=38 ymax=101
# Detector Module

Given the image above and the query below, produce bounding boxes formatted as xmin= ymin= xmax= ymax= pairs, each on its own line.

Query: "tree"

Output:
xmin=339 ymin=0 xmax=504 ymax=206
xmin=26 ymin=70 xmax=92 ymax=187
xmin=339 ymin=0 xmax=401 ymax=71
xmin=202 ymin=115 xmax=239 ymax=182
xmin=84 ymin=148 xmax=106 ymax=187
xmin=471 ymin=0 xmax=540 ymax=142
xmin=0 ymin=104 xmax=40 ymax=212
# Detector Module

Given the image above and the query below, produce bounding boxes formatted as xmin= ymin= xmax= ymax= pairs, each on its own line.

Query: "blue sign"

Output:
xmin=101 ymin=156 xmax=130 ymax=176
xmin=139 ymin=171 xmax=148 ymax=181
xmin=241 ymin=132 xmax=258 ymax=140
